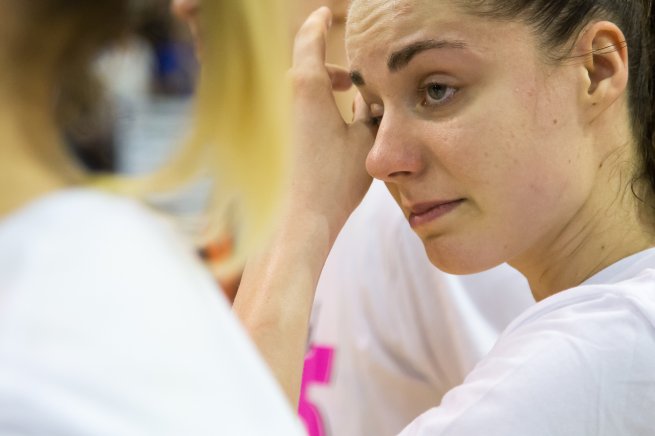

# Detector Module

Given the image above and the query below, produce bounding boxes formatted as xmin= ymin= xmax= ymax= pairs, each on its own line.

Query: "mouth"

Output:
xmin=408 ymin=199 xmax=465 ymax=229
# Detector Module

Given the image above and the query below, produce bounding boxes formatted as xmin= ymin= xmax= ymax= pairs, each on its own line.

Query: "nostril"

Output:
xmin=389 ymin=170 xmax=413 ymax=178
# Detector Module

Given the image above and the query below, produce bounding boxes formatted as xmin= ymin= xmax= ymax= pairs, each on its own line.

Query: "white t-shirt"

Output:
xmin=400 ymin=247 xmax=655 ymax=435
xmin=0 ymin=189 xmax=303 ymax=436
xmin=301 ymin=181 xmax=535 ymax=436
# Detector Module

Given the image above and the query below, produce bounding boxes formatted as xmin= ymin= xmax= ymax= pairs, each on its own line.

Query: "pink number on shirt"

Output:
xmin=299 ymin=345 xmax=334 ymax=436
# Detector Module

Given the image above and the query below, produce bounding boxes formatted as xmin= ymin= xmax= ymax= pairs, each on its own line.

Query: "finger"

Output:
xmin=353 ymin=92 xmax=369 ymax=123
xmin=326 ymin=64 xmax=352 ymax=91
xmin=349 ymin=93 xmax=377 ymax=153
xmin=292 ymin=7 xmax=333 ymax=70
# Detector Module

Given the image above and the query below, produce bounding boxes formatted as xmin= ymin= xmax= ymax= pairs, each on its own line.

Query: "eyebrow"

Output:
xmin=350 ymin=38 xmax=468 ymax=87
xmin=388 ymin=39 xmax=467 ymax=71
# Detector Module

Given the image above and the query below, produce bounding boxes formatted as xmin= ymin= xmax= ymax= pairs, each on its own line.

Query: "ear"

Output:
xmin=574 ymin=21 xmax=629 ymax=122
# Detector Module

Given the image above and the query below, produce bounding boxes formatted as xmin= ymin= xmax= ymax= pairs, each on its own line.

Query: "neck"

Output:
xmin=511 ymin=145 xmax=655 ymax=301
xmin=0 ymin=80 xmax=84 ymax=218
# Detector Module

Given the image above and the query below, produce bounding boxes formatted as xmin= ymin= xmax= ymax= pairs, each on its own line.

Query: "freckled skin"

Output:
xmin=346 ymin=0 xmax=599 ymax=274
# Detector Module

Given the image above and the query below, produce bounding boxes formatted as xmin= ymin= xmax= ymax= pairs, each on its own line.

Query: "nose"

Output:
xmin=171 ymin=0 xmax=199 ymax=22
xmin=365 ymin=112 xmax=424 ymax=183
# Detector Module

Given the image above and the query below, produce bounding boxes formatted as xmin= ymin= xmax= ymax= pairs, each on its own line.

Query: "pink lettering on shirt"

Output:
xmin=299 ymin=345 xmax=334 ymax=436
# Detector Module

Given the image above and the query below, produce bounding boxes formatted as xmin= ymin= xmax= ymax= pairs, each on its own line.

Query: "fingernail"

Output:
xmin=370 ymin=103 xmax=384 ymax=116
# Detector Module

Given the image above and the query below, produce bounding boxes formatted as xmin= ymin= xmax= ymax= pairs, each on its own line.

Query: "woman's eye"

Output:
xmin=420 ymin=83 xmax=457 ymax=106
xmin=369 ymin=116 xmax=382 ymax=127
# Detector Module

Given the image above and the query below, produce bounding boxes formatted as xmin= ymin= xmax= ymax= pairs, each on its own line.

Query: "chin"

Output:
xmin=422 ymin=236 xmax=505 ymax=276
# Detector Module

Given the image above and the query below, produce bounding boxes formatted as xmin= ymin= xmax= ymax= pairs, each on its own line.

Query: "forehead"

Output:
xmin=346 ymin=0 xmax=503 ymax=67
xmin=347 ymin=0 xmax=423 ymax=50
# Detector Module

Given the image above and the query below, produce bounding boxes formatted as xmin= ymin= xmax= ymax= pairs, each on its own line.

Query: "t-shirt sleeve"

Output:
xmin=398 ymin=291 xmax=653 ymax=436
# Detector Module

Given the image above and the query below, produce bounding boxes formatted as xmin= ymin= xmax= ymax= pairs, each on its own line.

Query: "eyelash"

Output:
xmin=368 ymin=82 xmax=458 ymax=127
xmin=369 ymin=116 xmax=383 ymax=128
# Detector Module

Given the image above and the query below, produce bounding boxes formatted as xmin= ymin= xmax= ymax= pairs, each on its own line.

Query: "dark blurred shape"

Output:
xmin=65 ymin=0 xmax=198 ymax=172
xmin=138 ymin=1 xmax=198 ymax=96
xmin=66 ymin=123 xmax=117 ymax=172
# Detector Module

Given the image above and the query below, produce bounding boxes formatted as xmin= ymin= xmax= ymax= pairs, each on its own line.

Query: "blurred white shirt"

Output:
xmin=0 ymin=189 xmax=303 ymax=436
xmin=303 ymin=181 xmax=534 ymax=436
xmin=401 ymin=248 xmax=655 ymax=435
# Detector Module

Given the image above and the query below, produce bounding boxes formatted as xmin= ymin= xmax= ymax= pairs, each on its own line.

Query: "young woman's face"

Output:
xmin=347 ymin=0 xmax=599 ymax=274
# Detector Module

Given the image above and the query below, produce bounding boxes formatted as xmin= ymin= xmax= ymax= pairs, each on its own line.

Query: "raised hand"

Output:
xmin=288 ymin=6 xmax=374 ymax=243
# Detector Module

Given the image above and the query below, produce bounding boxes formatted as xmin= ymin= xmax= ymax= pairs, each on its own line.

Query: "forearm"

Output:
xmin=233 ymin=208 xmax=335 ymax=406
xmin=234 ymin=6 xmax=373 ymax=407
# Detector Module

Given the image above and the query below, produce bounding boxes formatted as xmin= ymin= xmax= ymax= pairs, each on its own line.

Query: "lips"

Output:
xmin=408 ymin=199 xmax=464 ymax=228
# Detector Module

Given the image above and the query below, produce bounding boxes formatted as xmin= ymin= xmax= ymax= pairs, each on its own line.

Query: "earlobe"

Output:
xmin=576 ymin=21 xmax=629 ymax=118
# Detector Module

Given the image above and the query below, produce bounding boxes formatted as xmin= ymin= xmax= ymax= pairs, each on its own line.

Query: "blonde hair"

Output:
xmin=97 ymin=0 xmax=291 ymax=266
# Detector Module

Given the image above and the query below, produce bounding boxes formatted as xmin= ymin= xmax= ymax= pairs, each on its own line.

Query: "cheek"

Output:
xmin=422 ymin=117 xmax=530 ymax=196
xmin=446 ymin=77 xmax=582 ymax=196
xmin=432 ymin=80 xmax=589 ymax=229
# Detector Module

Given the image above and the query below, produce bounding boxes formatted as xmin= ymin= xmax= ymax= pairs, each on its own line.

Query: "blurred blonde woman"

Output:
xmin=0 ymin=0 xmax=304 ymax=434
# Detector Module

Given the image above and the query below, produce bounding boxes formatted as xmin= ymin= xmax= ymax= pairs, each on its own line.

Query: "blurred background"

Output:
xmin=69 ymin=0 xmax=353 ymax=301
xmin=69 ymin=1 xmax=197 ymax=175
